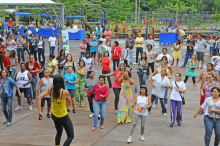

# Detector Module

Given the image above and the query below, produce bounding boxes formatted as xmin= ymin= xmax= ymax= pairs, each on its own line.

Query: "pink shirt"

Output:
xmin=113 ymin=70 xmax=124 ymax=88
xmin=87 ymin=84 xmax=109 ymax=101
xmin=80 ymin=43 xmax=87 ymax=52
xmin=104 ymin=30 xmax=111 ymax=40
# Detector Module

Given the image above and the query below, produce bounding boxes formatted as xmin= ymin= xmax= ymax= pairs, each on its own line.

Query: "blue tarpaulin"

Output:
xmin=38 ymin=14 xmax=60 ymax=17
xmin=39 ymin=28 xmax=60 ymax=38
xmin=158 ymin=19 xmax=179 ymax=21
xmin=69 ymin=29 xmax=85 ymax=40
xmin=159 ymin=33 xmax=178 ymax=43
xmin=19 ymin=27 xmax=38 ymax=36
xmin=65 ymin=16 xmax=84 ymax=19
xmin=15 ymin=13 xmax=35 ymax=16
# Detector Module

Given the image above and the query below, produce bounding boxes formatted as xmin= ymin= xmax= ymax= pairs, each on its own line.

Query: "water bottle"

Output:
xmin=135 ymin=86 xmax=137 ymax=93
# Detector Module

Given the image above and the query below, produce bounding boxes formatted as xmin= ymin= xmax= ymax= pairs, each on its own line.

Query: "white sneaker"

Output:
xmin=163 ymin=113 xmax=167 ymax=116
xmin=140 ymin=135 xmax=145 ymax=141
xmin=29 ymin=105 xmax=32 ymax=110
xmin=98 ymin=114 xmax=101 ymax=118
xmin=81 ymin=105 xmax=85 ymax=107
xmin=152 ymin=104 xmax=158 ymax=109
xmin=127 ymin=136 xmax=132 ymax=143
xmin=89 ymin=113 xmax=94 ymax=118
xmin=15 ymin=105 xmax=22 ymax=110
xmin=165 ymin=104 xmax=167 ymax=108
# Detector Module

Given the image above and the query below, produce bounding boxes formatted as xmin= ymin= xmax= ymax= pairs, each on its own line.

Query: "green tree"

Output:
xmin=0 ymin=10 xmax=9 ymax=18
xmin=211 ymin=13 xmax=220 ymax=28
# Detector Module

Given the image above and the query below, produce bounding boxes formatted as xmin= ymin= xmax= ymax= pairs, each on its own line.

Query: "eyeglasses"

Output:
xmin=45 ymin=72 xmax=49 ymax=73
xmin=207 ymin=77 xmax=211 ymax=79
xmin=175 ymin=76 xmax=179 ymax=77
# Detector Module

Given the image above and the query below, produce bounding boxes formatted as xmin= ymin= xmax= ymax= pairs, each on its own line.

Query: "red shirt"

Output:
xmin=7 ymin=21 xmax=14 ymax=27
xmin=26 ymin=61 xmax=41 ymax=76
xmin=87 ymin=84 xmax=109 ymax=101
xmin=111 ymin=46 xmax=121 ymax=60
xmin=113 ymin=70 xmax=124 ymax=88
xmin=0 ymin=45 xmax=5 ymax=56
xmin=3 ymin=57 xmax=11 ymax=67
xmin=102 ymin=57 xmax=111 ymax=71
xmin=104 ymin=30 xmax=111 ymax=40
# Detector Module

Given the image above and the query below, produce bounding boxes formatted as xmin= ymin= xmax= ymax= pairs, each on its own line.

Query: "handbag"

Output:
xmin=137 ymin=68 xmax=144 ymax=76
xmin=175 ymin=81 xmax=185 ymax=105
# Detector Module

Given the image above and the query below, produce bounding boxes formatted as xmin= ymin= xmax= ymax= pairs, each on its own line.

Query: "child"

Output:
xmin=207 ymin=37 xmax=215 ymax=57
xmin=97 ymin=41 xmax=103 ymax=66
xmin=38 ymin=61 xmax=45 ymax=79
xmin=3 ymin=52 xmax=12 ymax=73
xmin=124 ymin=43 xmax=132 ymax=71
xmin=79 ymin=39 xmax=87 ymax=62
xmin=172 ymin=39 xmax=182 ymax=66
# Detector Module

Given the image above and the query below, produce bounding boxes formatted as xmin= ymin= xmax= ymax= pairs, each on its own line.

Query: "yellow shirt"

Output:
xmin=51 ymin=89 xmax=68 ymax=118
xmin=135 ymin=37 xmax=144 ymax=48
xmin=48 ymin=59 xmax=58 ymax=75
xmin=178 ymin=30 xmax=185 ymax=36
xmin=0 ymin=23 xmax=2 ymax=26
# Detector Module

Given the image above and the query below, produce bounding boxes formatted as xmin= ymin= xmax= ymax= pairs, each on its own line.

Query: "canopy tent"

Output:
xmin=0 ymin=0 xmax=65 ymax=30
xmin=38 ymin=14 xmax=60 ymax=17
xmin=65 ymin=16 xmax=84 ymax=19
xmin=158 ymin=19 xmax=179 ymax=21
xmin=15 ymin=13 xmax=36 ymax=16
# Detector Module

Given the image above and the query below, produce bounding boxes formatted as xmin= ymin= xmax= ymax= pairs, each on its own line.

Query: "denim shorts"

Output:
xmin=16 ymin=88 xmax=31 ymax=98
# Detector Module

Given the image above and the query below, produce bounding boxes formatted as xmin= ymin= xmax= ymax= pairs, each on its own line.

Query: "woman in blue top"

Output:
xmin=63 ymin=66 xmax=78 ymax=113
xmin=136 ymin=52 xmax=148 ymax=86
xmin=0 ymin=69 xmax=22 ymax=126
xmin=37 ymin=36 xmax=45 ymax=64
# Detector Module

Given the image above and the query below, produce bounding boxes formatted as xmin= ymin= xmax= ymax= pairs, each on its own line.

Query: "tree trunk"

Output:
xmin=83 ymin=19 xmax=93 ymax=34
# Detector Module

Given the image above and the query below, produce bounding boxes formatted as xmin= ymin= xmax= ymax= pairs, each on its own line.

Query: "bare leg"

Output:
xmin=171 ymin=59 xmax=174 ymax=65
xmin=177 ymin=59 xmax=179 ymax=66
xmin=27 ymin=98 xmax=31 ymax=106
xmin=71 ymin=98 xmax=75 ymax=109
xmin=202 ymin=60 xmax=204 ymax=67
xmin=47 ymin=107 xmax=51 ymax=114
xmin=130 ymin=131 xmax=133 ymax=136
xmin=17 ymin=97 xmax=21 ymax=106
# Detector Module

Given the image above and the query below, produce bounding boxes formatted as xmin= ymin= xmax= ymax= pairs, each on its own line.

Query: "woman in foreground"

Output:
xmin=37 ymin=74 xmax=74 ymax=146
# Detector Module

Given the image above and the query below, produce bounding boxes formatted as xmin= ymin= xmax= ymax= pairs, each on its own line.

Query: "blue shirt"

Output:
xmin=63 ymin=72 xmax=78 ymax=89
xmin=4 ymin=22 xmax=8 ymax=29
xmin=95 ymin=30 xmax=102 ymax=39
xmin=90 ymin=42 xmax=98 ymax=52
xmin=0 ymin=77 xmax=18 ymax=97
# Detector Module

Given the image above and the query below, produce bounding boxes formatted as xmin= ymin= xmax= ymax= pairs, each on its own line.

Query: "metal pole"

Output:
xmin=138 ymin=0 xmax=140 ymax=24
xmin=176 ymin=0 xmax=179 ymax=23
xmin=135 ymin=0 xmax=137 ymax=25
xmin=59 ymin=5 xmax=65 ymax=30
xmin=15 ymin=6 xmax=19 ymax=26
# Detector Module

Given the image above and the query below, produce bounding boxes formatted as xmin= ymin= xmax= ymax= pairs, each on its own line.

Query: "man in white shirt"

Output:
xmin=197 ymin=35 xmax=207 ymax=69
xmin=28 ymin=22 xmax=34 ymax=27
xmin=146 ymin=35 xmax=155 ymax=50
xmin=156 ymin=48 xmax=172 ymax=64
xmin=48 ymin=33 xmax=56 ymax=55
xmin=207 ymin=37 xmax=215 ymax=57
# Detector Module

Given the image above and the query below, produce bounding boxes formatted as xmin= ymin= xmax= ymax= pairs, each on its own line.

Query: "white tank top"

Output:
xmin=134 ymin=95 xmax=149 ymax=116
xmin=16 ymin=70 xmax=30 ymax=88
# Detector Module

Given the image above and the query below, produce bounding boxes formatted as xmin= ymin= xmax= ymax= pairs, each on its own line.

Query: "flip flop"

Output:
xmin=100 ymin=126 xmax=104 ymax=129
xmin=92 ymin=128 xmax=97 ymax=131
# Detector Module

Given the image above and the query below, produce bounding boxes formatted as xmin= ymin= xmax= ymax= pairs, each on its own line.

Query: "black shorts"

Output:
xmin=91 ymin=52 xmax=96 ymax=58
xmin=41 ymin=98 xmax=52 ymax=107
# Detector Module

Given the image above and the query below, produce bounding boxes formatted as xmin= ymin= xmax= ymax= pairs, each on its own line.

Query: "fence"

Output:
xmin=125 ymin=11 xmax=220 ymax=25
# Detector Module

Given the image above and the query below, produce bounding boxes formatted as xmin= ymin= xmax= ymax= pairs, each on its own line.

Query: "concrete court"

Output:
xmin=0 ymin=38 xmax=216 ymax=146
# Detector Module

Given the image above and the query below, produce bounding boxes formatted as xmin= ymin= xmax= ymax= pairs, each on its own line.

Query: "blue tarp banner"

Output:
xmin=15 ymin=13 xmax=35 ymax=16
xmin=69 ymin=29 xmax=85 ymax=40
xmin=19 ymin=27 xmax=38 ymax=36
xmin=39 ymin=28 xmax=60 ymax=38
xmin=65 ymin=16 xmax=84 ymax=18
xmin=159 ymin=33 xmax=178 ymax=43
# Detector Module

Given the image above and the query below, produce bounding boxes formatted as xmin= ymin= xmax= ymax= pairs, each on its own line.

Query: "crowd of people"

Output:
xmin=0 ymin=24 xmax=220 ymax=146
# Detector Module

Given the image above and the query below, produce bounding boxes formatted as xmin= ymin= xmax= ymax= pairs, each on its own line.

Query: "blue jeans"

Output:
xmin=138 ymin=72 xmax=147 ymax=86
xmin=17 ymin=48 xmax=25 ymax=62
xmin=50 ymin=47 xmax=55 ymax=55
xmin=93 ymin=100 xmax=107 ymax=128
xmin=129 ymin=49 xmax=133 ymax=63
xmin=79 ymin=52 xmax=86 ymax=62
xmin=204 ymin=116 xmax=220 ymax=146
xmin=1 ymin=95 xmax=13 ymax=122
xmin=155 ymin=88 xmax=168 ymax=105
xmin=183 ymin=52 xmax=193 ymax=67
xmin=31 ymin=76 xmax=38 ymax=99
xmin=58 ymin=69 xmax=63 ymax=75
xmin=215 ymin=70 xmax=220 ymax=77
xmin=10 ymin=68 xmax=16 ymax=79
